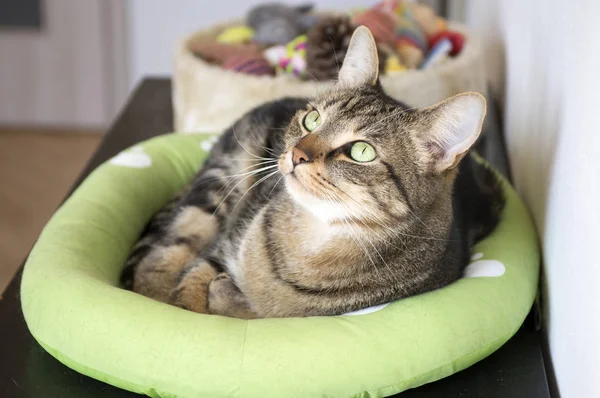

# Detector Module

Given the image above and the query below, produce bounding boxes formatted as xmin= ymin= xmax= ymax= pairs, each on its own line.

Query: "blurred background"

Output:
xmin=1 ymin=1 xmax=599 ymax=397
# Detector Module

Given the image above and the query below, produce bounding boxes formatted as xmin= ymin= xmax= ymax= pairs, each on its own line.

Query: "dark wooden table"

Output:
xmin=0 ymin=79 xmax=551 ymax=397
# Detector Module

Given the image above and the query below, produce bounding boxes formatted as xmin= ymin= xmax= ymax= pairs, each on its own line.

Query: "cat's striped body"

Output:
xmin=122 ymin=28 xmax=504 ymax=318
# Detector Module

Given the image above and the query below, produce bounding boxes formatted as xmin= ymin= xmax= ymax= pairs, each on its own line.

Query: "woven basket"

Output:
xmin=173 ymin=20 xmax=487 ymax=133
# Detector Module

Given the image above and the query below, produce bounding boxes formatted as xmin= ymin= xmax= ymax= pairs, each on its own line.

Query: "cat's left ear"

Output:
xmin=338 ymin=26 xmax=379 ymax=88
xmin=413 ymin=92 xmax=487 ymax=173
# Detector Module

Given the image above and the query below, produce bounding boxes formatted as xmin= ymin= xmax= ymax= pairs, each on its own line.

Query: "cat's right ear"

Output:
xmin=337 ymin=26 xmax=379 ymax=88
xmin=412 ymin=92 xmax=487 ymax=174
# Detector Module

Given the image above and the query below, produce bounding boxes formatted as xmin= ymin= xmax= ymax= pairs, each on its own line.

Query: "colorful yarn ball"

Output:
xmin=352 ymin=9 xmax=397 ymax=46
xmin=216 ymin=25 xmax=255 ymax=44
xmin=263 ymin=34 xmax=308 ymax=77
xmin=428 ymin=30 xmax=465 ymax=56
xmin=223 ymin=54 xmax=275 ymax=76
xmin=395 ymin=14 xmax=429 ymax=52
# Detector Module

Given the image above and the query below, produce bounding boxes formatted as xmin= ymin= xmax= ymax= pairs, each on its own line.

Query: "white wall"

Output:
xmin=0 ymin=0 xmax=127 ymax=128
xmin=0 ymin=0 xmax=104 ymax=127
xmin=465 ymin=1 xmax=600 ymax=396
xmin=125 ymin=0 xmax=378 ymax=91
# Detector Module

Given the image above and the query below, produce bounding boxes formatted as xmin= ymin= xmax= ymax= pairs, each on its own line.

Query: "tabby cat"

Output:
xmin=122 ymin=27 xmax=505 ymax=319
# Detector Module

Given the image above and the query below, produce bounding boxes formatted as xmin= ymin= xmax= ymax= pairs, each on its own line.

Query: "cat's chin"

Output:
xmin=284 ymin=174 xmax=349 ymax=224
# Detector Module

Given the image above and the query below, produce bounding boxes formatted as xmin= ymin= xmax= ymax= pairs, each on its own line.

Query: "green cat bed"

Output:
xmin=21 ymin=133 xmax=539 ymax=398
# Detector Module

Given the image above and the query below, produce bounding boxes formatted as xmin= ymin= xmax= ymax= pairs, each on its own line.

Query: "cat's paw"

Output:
xmin=168 ymin=260 xmax=218 ymax=313
xmin=208 ymin=274 xmax=257 ymax=319
xmin=169 ymin=284 xmax=208 ymax=313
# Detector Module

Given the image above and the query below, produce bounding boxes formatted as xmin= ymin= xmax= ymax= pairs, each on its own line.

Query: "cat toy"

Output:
xmin=247 ymin=3 xmax=318 ymax=45
xmin=263 ymin=34 xmax=308 ymax=78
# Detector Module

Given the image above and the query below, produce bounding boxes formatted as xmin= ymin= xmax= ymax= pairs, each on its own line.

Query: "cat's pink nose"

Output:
xmin=292 ymin=146 xmax=311 ymax=168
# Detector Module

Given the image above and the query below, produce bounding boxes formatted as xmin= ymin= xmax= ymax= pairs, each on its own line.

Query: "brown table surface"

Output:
xmin=0 ymin=78 xmax=551 ymax=397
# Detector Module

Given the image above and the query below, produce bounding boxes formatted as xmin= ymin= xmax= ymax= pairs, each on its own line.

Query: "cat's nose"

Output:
xmin=292 ymin=146 xmax=311 ymax=168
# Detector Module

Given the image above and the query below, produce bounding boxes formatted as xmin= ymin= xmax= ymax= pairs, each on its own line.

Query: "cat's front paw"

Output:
xmin=208 ymin=274 xmax=257 ymax=319
xmin=168 ymin=260 xmax=218 ymax=313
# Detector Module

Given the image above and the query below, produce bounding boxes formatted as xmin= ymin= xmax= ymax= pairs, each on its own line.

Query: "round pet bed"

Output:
xmin=21 ymin=133 xmax=539 ymax=398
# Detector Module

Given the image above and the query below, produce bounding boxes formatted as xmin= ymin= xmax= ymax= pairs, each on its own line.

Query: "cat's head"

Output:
xmin=279 ymin=26 xmax=486 ymax=224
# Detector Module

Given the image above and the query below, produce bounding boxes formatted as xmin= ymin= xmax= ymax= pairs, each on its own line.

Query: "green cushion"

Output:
xmin=21 ymin=133 xmax=539 ymax=398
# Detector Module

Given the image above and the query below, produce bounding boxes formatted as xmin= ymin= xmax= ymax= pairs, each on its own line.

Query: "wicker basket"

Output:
xmin=173 ymin=20 xmax=487 ymax=133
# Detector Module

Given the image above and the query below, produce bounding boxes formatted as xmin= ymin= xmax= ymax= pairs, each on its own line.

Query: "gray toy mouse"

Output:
xmin=247 ymin=3 xmax=318 ymax=45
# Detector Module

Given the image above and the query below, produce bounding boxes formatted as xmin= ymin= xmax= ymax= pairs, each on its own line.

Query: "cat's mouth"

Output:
xmin=283 ymin=173 xmax=349 ymax=223
xmin=279 ymin=151 xmax=314 ymax=192
xmin=278 ymin=149 xmax=348 ymax=222
xmin=278 ymin=151 xmax=294 ymax=176
xmin=284 ymin=170 xmax=309 ymax=193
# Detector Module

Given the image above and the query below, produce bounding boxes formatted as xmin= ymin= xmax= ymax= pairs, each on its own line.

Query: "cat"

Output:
xmin=121 ymin=27 xmax=505 ymax=319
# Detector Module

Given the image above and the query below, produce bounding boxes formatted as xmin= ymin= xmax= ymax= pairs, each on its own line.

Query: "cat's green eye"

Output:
xmin=303 ymin=110 xmax=321 ymax=132
xmin=349 ymin=142 xmax=377 ymax=162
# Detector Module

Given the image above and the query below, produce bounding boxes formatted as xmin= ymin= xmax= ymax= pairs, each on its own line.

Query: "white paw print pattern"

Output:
xmin=343 ymin=253 xmax=506 ymax=316
xmin=110 ymin=146 xmax=152 ymax=168
xmin=344 ymin=303 xmax=390 ymax=316
xmin=200 ymin=136 xmax=219 ymax=152
xmin=463 ymin=253 xmax=506 ymax=278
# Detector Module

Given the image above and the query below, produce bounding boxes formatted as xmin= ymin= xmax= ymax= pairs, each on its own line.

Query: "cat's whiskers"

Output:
xmin=323 ymin=181 xmax=399 ymax=235
xmin=215 ymin=157 xmax=278 ymax=163
xmin=248 ymin=130 xmax=279 ymax=157
xmin=338 ymin=192 xmax=403 ymax=238
xmin=302 ymin=71 xmax=334 ymax=98
xmin=313 ymin=176 xmax=407 ymax=248
xmin=212 ymin=166 xmax=278 ymax=215
xmin=267 ymin=175 xmax=285 ymax=199
xmin=212 ymin=164 xmax=279 ymax=195
xmin=303 ymin=70 xmax=320 ymax=84
xmin=319 ymin=190 xmax=383 ymax=281
xmin=212 ymin=174 xmax=257 ymax=215
xmin=327 ymin=35 xmax=342 ymax=75
xmin=323 ymin=185 xmax=414 ymax=257
xmin=229 ymin=170 xmax=280 ymax=215
xmin=342 ymin=216 xmax=387 ymax=283
xmin=395 ymin=103 xmax=422 ymax=114
xmin=340 ymin=200 xmax=410 ymax=252
xmin=263 ymin=147 xmax=279 ymax=157
xmin=330 ymin=184 xmax=454 ymax=242
xmin=201 ymin=161 xmax=278 ymax=184
xmin=350 ymin=217 xmax=399 ymax=283
xmin=222 ymin=162 xmax=278 ymax=177
xmin=351 ymin=213 xmax=436 ymax=283
xmin=232 ymin=125 xmax=273 ymax=161
xmin=326 ymin=189 xmax=396 ymax=279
